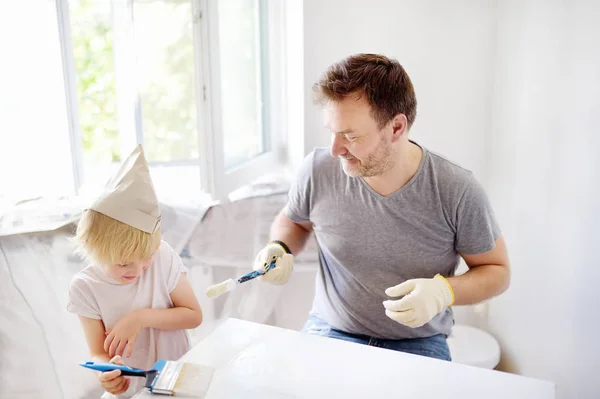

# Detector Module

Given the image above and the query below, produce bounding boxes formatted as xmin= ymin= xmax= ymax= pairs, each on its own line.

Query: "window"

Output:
xmin=202 ymin=0 xmax=282 ymax=199
xmin=0 ymin=1 xmax=76 ymax=201
xmin=218 ymin=0 xmax=268 ymax=169
xmin=52 ymin=0 xmax=283 ymax=202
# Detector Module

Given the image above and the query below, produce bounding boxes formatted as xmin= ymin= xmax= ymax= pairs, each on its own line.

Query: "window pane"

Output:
xmin=150 ymin=165 xmax=203 ymax=205
xmin=218 ymin=0 xmax=267 ymax=169
xmin=69 ymin=0 xmax=121 ymax=195
xmin=133 ymin=1 xmax=199 ymax=162
xmin=69 ymin=0 xmax=120 ymax=166
xmin=0 ymin=1 xmax=75 ymax=199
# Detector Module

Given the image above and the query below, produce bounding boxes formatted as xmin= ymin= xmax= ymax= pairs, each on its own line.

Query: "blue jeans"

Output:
xmin=302 ymin=315 xmax=452 ymax=361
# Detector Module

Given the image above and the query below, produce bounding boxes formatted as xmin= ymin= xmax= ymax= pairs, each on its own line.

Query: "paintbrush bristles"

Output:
xmin=205 ymin=279 xmax=235 ymax=298
xmin=205 ymin=281 xmax=228 ymax=298
xmin=172 ymin=362 xmax=215 ymax=397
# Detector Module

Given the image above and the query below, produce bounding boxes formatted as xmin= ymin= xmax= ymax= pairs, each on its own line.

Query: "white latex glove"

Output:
xmin=253 ymin=241 xmax=294 ymax=285
xmin=383 ymin=274 xmax=455 ymax=328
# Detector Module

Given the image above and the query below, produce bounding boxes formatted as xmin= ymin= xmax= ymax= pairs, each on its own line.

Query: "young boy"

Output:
xmin=67 ymin=145 xmax=203 ymax=398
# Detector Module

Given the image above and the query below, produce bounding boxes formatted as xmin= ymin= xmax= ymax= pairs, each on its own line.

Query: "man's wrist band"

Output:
xmin=270 ymin=240 xmax=292 ymax=255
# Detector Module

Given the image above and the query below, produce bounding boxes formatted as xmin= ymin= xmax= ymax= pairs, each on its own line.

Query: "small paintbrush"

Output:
xmin=80 ymin=359 xmax=214 ymax=397
xmin=205 ymin=261 xmax=276 ymax=298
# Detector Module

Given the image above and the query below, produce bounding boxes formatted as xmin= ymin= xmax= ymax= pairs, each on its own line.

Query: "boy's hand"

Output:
xmin=104 ymin=310 xmax=144 ymax=358
xmin=98 ymin=355 xmax=130 ymax=395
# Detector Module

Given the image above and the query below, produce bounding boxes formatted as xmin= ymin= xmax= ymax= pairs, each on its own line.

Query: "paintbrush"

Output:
xmin=205 ymin=261 xmax=276 ymax=298
xmin=80 ymin=359 xmax=214 ymax=396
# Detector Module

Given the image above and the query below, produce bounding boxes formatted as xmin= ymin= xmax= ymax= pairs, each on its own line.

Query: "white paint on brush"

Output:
xmin=205 ymin=279 xmax=236 ymax=298
xmin=172 ymin=362 xmax=215 ymax=397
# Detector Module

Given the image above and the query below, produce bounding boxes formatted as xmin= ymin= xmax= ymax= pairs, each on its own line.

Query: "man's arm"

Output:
xmin=447 ymin=235 xmax=511 ymax=305
xmin=269 ymin=208 xmax=313 ymax=255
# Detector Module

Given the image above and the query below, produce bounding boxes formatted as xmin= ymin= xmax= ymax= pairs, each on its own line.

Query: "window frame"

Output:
xmin=200 ymin=0 xmax=285 ymax=201
xmin=56 ymin=0 xmax=286 ymax=201
xmin=55 ymin=0 xmax=85 ymax=193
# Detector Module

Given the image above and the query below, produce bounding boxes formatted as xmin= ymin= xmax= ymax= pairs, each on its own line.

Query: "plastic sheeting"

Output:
xmin=184 ymin=191 xmax=320 ymax=347
xmin=0 ymin=189 xmax=319 ymax=399
xmin=0 ymin=201 xmax=207 ymax=398
xmin=0 ymin=196 xmax=85 ymax=236
xmin=1 ymin=227 xmax=104 ymax=399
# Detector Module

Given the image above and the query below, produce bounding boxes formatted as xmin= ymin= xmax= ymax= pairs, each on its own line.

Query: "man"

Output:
xmin=253 ymin=53 xmax=510 ymax=361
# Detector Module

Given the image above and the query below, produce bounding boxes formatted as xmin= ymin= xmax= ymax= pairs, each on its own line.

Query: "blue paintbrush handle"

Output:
xmin=236 ymin=261 xmax=276 ymax=284
xmin=79 ymin=361 xmax=148 ymax=376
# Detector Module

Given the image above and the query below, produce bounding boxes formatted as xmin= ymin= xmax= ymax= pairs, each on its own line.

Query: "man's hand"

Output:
xmin=253 ymin=241 xmax=294 ymax=285
xmin=97 ymin=355 xmax=130 ymax=395
xmin=104 ymin=310 xmax=143 ymax=358
xmin=383 ymin=274 xmax=455 ymax=328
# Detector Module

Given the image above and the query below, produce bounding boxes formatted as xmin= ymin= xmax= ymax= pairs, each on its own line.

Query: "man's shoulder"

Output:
xmin=292 ymin=147 xmax=340 ymax=186
xmin=424 ymin=147 xmax=474 ymax=186
xmin=309 ymin=147 xmax=341 ymax=173
xmin=311 ymin=147 xmax=333 ymax=160
xmin=420 ymin=146 xmax=478 ymax=205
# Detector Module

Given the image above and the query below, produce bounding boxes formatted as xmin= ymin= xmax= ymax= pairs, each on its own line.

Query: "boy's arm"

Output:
xmin=136 ymin=273 xmax=203 ymax=330
xmin=78 ymin=316 xmax=131 ymax=394
xmin=78 ymin=315 xmax=111 ymax=362
xmin=104 ymin=274 xmax=203 ymax=358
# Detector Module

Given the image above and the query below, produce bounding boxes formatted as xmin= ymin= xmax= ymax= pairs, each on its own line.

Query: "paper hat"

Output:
xmin=88 ymin=145 xmax=161 ymax=233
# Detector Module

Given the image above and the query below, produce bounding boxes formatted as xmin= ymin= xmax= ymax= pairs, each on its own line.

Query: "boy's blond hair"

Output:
xmin=74 ymin=209 xmax=161 ymax=266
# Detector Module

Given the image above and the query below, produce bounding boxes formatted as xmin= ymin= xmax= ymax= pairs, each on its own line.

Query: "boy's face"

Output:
xmin=105 ymin=257 xmax=154 ymax=285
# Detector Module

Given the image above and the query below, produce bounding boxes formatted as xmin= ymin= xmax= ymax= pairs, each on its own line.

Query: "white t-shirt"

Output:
xmin=67 ymin=240 xmax=191 ymax=398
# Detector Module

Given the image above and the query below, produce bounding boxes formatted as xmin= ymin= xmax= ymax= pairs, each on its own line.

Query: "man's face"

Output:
xmin=324 ymin=95 xmax=395 ymax=177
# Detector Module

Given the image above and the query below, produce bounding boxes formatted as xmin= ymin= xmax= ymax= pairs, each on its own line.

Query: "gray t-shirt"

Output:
xmin=285 ymin=142 xmax=501 ymax=339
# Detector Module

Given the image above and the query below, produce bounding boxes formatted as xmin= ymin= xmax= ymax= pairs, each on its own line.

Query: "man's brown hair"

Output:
xmin=313 ymin=53 xmax=417 ymax=129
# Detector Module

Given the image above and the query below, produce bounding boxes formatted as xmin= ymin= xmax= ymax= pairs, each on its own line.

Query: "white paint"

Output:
xmin=205 ymin=278 xmax=235 ymax=299
xmin=133 ymin=318 xmax=555 ymax=398
xmin=486 ymin=1 xmax=600 ymax=398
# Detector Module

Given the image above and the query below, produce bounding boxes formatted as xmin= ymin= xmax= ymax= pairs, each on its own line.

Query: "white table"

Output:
xmin=134 ymin=318 xmax=555 ymax=398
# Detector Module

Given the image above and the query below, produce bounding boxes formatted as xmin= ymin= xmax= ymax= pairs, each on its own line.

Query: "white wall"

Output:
xmin=297 ymin=0 xmax=600 ymax=397
xmin=300 ymin=0 xmax=497 ymax=180
xmin=487 ymin=1 xmax=600 ymax=398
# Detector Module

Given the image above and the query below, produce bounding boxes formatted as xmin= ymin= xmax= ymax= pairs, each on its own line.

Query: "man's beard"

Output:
xmin=340 ymin=137 xmax=394 ymax=178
